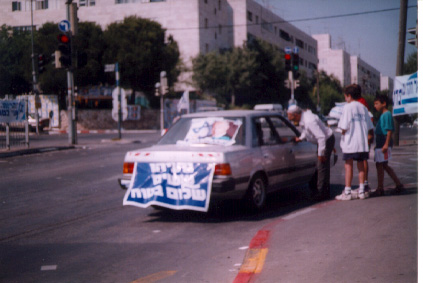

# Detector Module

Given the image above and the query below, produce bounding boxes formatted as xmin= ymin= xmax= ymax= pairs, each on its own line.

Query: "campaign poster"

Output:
xmin=392 ymin=72 xmax=418 ymax=116
xmin=124 ymin=162 xmax=214 ymax=212
xmin=178 ymin=117 xmax=242 ymax=146
xmin=0 ymin=100 xmax=26 ymax=123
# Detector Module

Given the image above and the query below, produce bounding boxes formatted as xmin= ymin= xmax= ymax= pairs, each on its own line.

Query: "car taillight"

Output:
xmin=214 ymin=163 xmax=232 ymax=176
xmin=123 ymin=162 xmax=134 ymax=174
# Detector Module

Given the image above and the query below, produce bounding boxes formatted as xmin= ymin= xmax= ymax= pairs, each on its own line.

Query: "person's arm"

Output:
xmin=368 ymin=129 xmax=374 ymax=147
xmin=382 ymin=130 xmax=392 ymax=153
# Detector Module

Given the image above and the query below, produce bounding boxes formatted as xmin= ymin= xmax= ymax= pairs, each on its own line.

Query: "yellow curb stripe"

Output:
xmin=131 ymin=270 xmax=177 ymax=283
xmin=239 ymin=248 xmax=268 ymax=274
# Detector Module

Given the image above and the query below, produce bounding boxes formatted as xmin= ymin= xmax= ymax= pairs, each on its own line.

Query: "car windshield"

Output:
xmin=158 ymin=116 xmax=245 ymax=146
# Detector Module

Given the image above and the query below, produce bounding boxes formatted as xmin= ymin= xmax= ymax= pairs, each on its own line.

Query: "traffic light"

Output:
xmin=57 ymin=32 xmax=71 ymax=68
xmin=284 ymin=53 xmax=291 ymax=71
xmin=292 ymin=53 xmax=300 ymax=79
xmin=38 ymin=54 xmax=47 ymax=74
xmin=292 ymin=53 xmax=299 ymax=72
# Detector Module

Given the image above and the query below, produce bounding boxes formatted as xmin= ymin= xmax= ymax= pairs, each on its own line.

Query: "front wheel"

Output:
xmin=245 ymin=175 xmax=267 ymax=210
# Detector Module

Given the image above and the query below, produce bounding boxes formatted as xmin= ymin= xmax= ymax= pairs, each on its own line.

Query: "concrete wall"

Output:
xmin=60 ymin=109 xmax=160 ymax=131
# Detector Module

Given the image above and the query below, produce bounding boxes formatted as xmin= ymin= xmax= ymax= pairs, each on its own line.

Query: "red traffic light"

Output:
xmin=57 ymin=33 xmax=70 ymax=43
xmin=284 ymin=54 xmax=291 ymax=60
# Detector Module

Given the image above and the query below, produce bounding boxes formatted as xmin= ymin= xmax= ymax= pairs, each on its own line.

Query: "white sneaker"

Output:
xmin=336 ymin=191 xmax=352 ymax=201
xmin=358 ymin=191 xmax=369 ymax=199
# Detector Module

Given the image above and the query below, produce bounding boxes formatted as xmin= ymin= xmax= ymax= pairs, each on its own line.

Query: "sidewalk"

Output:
xmin=0 ymin=129 xmax=160 ymax=158
xmin=234 ymin=142 xmax=418 ymax=283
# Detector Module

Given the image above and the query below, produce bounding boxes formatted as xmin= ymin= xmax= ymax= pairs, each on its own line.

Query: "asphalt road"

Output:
xmin=0 ymin=130 xmax=417 ymax=282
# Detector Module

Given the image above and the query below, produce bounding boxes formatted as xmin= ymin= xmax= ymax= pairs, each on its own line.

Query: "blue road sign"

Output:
xmin=293 ymin=46 xmax=299 ymax=54
xmin=58 ymin=20 xmax=70 ymax=32
xmin=284 ymin=47 xmax=292 ymax=54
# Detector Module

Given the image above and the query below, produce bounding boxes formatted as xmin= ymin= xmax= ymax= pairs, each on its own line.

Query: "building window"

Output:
xmin=255 ymin=15 xmax=259 ymax=24
xmin=12 ymin=1 xmax=21 ymax=11
xmin=80 ymin=0 xmax=96 ymax=6
xmin=219 ymin=24 xmax=222 ymax=34
xmin=279 ymin=29 xmax=290 ymax=41
xmin=205 ymin=18 xmax=208 ymax=29
xmin=295 ymin=38 xmax=304 ymax=49
xmin=218 ymin=0 xmax=221 ymax=10
xmin=35 ymin=0 xmax=48 ymax=10
xmin=261 ymin=20 xmax=272 ymax=32
xmin=204 ymin=0 xmax=207 ymax=3
xmin=247 ymin=11 xmax=253 ymax=22
xmin=205 ymin=43 xmax=209 ymax=53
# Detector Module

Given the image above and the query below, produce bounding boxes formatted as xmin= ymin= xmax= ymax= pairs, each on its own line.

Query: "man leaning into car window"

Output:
xmin=287 ymin=105 xmax=335 ymax=201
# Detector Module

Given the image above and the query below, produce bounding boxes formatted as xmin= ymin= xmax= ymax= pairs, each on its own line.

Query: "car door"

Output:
xmin=268 ymin=116 xmax=317 ymax=182
xmin=253 ymin=116 xmax=296 ymax=192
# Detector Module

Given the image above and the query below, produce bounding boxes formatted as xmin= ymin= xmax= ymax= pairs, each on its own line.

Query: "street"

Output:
xmin=0 ymin=130 xmax=417 ymax=282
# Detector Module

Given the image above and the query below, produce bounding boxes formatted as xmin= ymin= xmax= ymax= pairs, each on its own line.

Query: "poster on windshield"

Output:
xmin=177 ymin=117 xmax=242 ymax=146
xmin=392 ymin=72 xmax=418 ymax=116
xmin=0 ymin=100 xmax=26 ymax=123
xmin=124 ymin=162 xmax=214 ymax=212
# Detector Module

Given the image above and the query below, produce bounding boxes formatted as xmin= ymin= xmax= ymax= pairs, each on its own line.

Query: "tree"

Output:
xmin=0 ymin=25 xmax=32 ymax=96
xmin=102 ymin=16 xmax=180 ymax=103
xmin=404 ymin=51 xmax=417 ymax=74
xmin=309 ymin=71 xmax=344 ymax=115
xmin=192 ymin=39 xmax=291 ymax=108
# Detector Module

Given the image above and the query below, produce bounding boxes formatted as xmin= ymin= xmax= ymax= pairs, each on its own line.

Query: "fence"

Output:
xmin=0 ymin=98 xmax=29 ymax=150
xmin=0 ymin=122 xmax=29 ymax=150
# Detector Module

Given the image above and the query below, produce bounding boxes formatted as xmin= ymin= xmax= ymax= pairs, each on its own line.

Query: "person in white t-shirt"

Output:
xmin=336 ymin=84 xmax=374 ymax=200
xmin=287 ymin=105 xmax=335 ymax=201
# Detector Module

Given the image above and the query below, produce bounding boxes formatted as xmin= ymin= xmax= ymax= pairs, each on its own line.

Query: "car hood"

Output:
xmin=124 ymin=144 xmax=248 ymax=163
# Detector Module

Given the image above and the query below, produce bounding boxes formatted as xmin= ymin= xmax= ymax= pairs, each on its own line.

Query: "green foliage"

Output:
xmin=0 ymin=25 xmax=32 ymax=96
xmin=404 ymin=51 xmax=417 ymax=74
xmin=308 ymin=71 xmax=343 ymax=115
xmin=103 ymin=16 xmax=180 ymax=99
xmin=192 ymin=39 xmax=290 ymax=107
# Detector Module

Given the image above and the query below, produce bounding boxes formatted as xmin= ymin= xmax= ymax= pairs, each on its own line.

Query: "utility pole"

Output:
xmin=394 ymin=0 xmax=408 ymax=146
xmin=30 ymin=0 xmax=40 ymax=135
xmin=66 ymin=0 xmax=77 ymax=145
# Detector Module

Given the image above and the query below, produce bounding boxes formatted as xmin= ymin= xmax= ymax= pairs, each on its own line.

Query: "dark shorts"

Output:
xmin=343 ymin=152 xmax=369 ymax=161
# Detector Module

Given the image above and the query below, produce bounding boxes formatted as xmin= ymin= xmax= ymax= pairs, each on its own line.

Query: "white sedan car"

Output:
xmin=119 ymin=110 xmax=317 ymax=212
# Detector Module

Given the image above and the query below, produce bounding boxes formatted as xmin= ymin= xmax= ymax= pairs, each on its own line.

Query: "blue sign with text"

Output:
xmin=123 ymin=162 xmax=214 ymax=212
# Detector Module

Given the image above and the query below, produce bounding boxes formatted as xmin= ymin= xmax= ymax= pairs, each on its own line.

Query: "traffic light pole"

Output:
xmin=66 ymin=1 xmax=77 ymax=145
xmin=30 ymin=0 xmax=40 ymax=135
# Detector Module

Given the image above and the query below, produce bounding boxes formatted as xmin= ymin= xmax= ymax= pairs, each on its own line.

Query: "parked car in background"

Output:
xmin=254 ymin=104 xmax=283 ymax=113
xmin=119 ymin=110 xmax=318 ymax=212
xmin=28 ymin=114 xmax=49 ymax=132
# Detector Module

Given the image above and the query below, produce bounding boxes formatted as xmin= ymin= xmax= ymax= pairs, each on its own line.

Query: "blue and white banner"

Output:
xmin=124 ymin=162 xmax=214 ymax=212
xmin=393 ymin=72 xmax=418 ymax=116
xmin=0 ymin=100 xmax=26 ymax=123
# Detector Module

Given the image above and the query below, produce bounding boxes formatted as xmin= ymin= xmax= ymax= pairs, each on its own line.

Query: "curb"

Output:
xmin=49 ymin=129 xmax=160 ymax=135
xmin=0 ymin=146 xmax=75 ymax=158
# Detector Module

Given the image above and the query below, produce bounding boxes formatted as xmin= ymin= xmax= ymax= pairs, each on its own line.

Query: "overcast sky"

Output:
xmin=256 ymin=0 xmax=418 ymax=79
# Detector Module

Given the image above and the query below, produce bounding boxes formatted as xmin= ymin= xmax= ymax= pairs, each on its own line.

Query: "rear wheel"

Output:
xmin=245 ymin=175 xmax=267 ymax=210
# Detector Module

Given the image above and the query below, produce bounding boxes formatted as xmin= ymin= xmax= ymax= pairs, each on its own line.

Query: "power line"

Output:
xmin=167 ymin=5 xmax=417 ymax=31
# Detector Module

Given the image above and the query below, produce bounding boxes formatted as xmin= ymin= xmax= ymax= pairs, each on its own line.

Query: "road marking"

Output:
xmin=238 ymin=246 xmax=249 ymax=250
xmin=282 ymin=207 xmax=316 ymax=220
xmin=131 ymin=270 xmax=177 ymax=283
xmin=41 ymin=265 xmax=57 ymax=271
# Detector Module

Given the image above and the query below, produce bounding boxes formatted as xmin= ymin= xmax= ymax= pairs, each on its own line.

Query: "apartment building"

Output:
xmin=2 ymin=0 xmax=318 ymax=89
xmin=312 ymin=34 xmax=351 ymax=87
xmin=350 ymin=55 xmax=380 ymax=96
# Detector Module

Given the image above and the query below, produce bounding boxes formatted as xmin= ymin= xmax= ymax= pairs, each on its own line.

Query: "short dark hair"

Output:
xmin=374 ymin=94 xmax=390 ymax=106
xmin=344 ymin=84 xmax=362 ymax=100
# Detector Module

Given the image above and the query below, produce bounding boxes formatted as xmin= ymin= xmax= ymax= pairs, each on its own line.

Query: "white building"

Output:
xmin=312 ymin=34 xmax=351 ymax=87
xmin=380 ymin=74 xmax=394 ymax=93
xmin=313 ymin=33 xmax=382 ymax=96
xmin=350 ymin=55 xmax=380 ymax=96
xmin=1 ymin=0 xmax=318 ymax=91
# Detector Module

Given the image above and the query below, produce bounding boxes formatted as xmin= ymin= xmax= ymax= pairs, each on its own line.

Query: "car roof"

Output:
xmin=182 ymin=110 xmax=280 ymax=118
